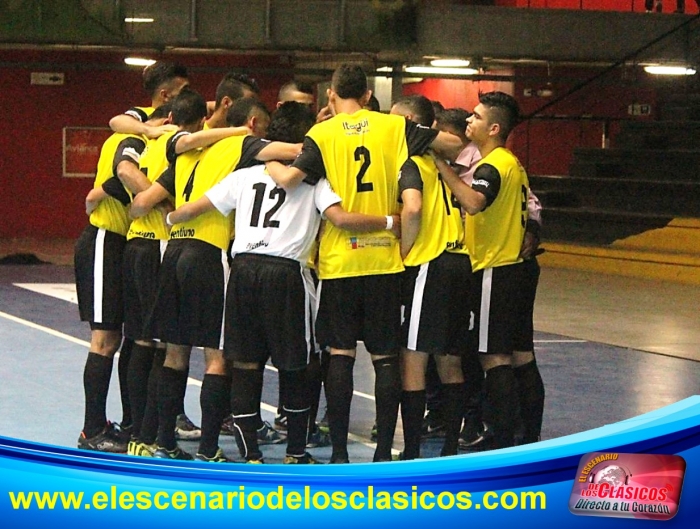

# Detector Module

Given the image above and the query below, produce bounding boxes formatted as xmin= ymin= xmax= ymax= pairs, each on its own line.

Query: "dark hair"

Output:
xmin=148 ymin=102 xmax=174 ymax=121
xmin=278 ymin=80 xmax=314 ymax=101
xmin=431 ymin=99 xmax=445 ymax=116
xmin=331 ymin=64 xmax=368 ymax=100
xmin=226 ymin=97 xmax=269 ymax=127
xmin=365 ymin=94 xmax=381 ymax=112
xmin=142 ymin=61 xmax=188 ymax=98
xmin=392 ymin=95 xmax=434 ymax=127
xmin=215 ymin=72 xmax=260 ymax=108
xmin=435 ymin=108 xmax=471 ymax=136
xmin=479 ymin=91 xmax=520 ymax=140
xmin=170 ymin=88 xmax=207 ymax=126
xmin=266 ymin=102 xmax=316 ymax=143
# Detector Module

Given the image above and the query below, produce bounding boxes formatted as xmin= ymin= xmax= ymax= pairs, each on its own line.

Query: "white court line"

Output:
xmin=0 ymin=309 xmax=382 ymax=450
xmin=534 ymin=339 xmax=587 ymax=343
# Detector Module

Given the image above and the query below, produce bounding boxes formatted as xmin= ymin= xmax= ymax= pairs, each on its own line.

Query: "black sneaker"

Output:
xmin=153 ymin=445 xmax=193 ymax=460
xmin=220 ymin=414 xmax=236 ymax=436
xmin=283 ymin=452 xmax=319 ymax=464
xmin=257 ymin=421 xmax=286 ymax=445
xmin=274 ymin=413 xmax=288 ymax=432
xmin=459 ymin=422 xmax=495 ymax=451
xmin=306 ymin=426 xmax=331 ymax=448
xmin=175 ymin=414 xmax=201 ymax=441
xmin=113 ymin=422 xmax=133 ymax=443
xmin=78 ymin=423 xmax=128 ymax=453
xmin=420 ymin=411 xmax=445 ymax=438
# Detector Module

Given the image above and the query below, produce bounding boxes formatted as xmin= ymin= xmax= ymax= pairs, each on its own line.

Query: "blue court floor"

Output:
xmin=0 ymin=263 xmax=698 ymax=463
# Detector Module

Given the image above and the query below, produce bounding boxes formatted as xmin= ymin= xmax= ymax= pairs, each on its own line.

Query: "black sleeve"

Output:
xmin=102 ymin=177 xmax=131 ymax=205
xmin=166 ymin=131 xmax=191 ymax=164
xmin=155 ymin=165 xmax=176 ymax=196
xmin=405 ymin=120 xmax=439 ymax=157
xmin=234 ymin=136 xmax=270 ymax=170
xmin=398 ymin=158 xmax=423 ymax=200
xmin=124 ymin=107 xmax=149 ymax=123
xmin=291 ymin=136 xmax=325 ymax=185
xmin=471 ymin=163 xmax=501 ymax=209
xmin=111 ymin=137 xmax=146 ymax=176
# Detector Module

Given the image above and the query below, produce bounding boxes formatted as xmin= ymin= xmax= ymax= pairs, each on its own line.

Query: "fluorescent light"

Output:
xmin=644 ymin=65 xmax=696 ymax=76
xmin=430 ymin=58 xmax=470 ymax=68
xmin=124 ymin=17 xmax=154 ymax=23
xmin=124 ymin=57 xmax=156 ymax=67
xmin=405 ymin=66 xmax=478 ymax=76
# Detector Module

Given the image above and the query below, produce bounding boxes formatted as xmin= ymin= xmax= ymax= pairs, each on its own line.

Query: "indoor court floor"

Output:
xmin=0 ymin=261 xmax=698 ymax=463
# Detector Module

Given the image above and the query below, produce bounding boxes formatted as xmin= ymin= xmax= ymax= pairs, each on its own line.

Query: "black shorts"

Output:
xmin=224 ymin=253 xmax=314 ymax=371
xmin=471 ymin=261 xmax=529 ymax=356
xmin=401 ymin=252 xmax=473 ymax=355
xmin=74 ymin=224 xmax=126 ymax=330
xmin=123 ymin=237 xmax=167 ymax=341
xmin=316 ymin=273 xmax=402 ymax=355
xmin=513 ymin=257 xmax=540 ymax=352
xmin=149 ymin=238 xmax=228 ymax=349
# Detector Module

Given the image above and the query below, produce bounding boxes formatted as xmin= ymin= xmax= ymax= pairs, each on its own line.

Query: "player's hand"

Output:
xmin=144 ymin=124 xmax=178 ymax=139
xmin=390 ymin=214 xmax=401 ymax=238
xmin=316 ymin=105 xmax=333 ymax=123
xmin=519 ymin=230 xmax=540 ymax=260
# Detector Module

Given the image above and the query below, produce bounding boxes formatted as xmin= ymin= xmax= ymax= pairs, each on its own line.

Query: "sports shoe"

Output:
xmin=420 ymin=411 xmax=445 ymax=438
xmin=274 ymin=413 xmax=288 ymax=431
xmin=257 ymin=421 xmax=286 ymax=445
xmin=318 ymin=408 xmax=330 ymax=434
xmin=220 ymin=414 xmax=236 ymax=436
xmin=114 ymin=422 xmax=133 ymax=443
xmin=370 ymin=422 xmax=378 ymax=442
xmin=459 ymin=422 xmax=495 ymax=451
xmin=153 ymin=445 xmax=193 ymax=460
xmin=127 ymin=440 xmax=157 ymax=457
xmin=78 ymin=423 xmax=128 ymax=453
xmin=194 ymin=447 xmax=232 ymax=463
xmin=246 ymin=458 xmax=265 ymax=464
xmin=175 ymin=414 xmax=201 ymax=441
xmin=283 ymin=452 xmax=319 ymax=464
xmin=306 ymin=427 xmax=331 ymax=448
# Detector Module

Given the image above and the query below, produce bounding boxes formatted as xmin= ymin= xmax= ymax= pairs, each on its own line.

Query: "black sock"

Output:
xmin=401 ymin=390 xmax=426 ymax=460
xmin=157 ymin=367 xmax=188 ymax=450
xmin=230 ymin=367 xmax=263 ymax=461
xmin=140 ymin=349 xmax=164 ymax=445
xmin=281 ymin=369 xmax=310 ymax=457
xmin=117 ymin=338 xmax=134 ymax=427
xmin=514 ymin=360 xmax=545 ymax=444
xmin=198 ymin=374 xmax=230 ymax=457
xmin=440 ymin=383 xmax=467 ymax=456
xmin=126 ymin=343 xmax=156 ymax=439
xmin=483 ymin=365 xmax=518 ymax=448
xmin=83 ymin=352 xmax=114 ymax=438
xmin=277 ymin=369 xmax=288 ymax=418
xmin=372 ymin=356 xmax=401 ymax=462
xmin=326 ymin=355 xmax=355 ymax=462
xmin=174 ymin=364 xmax=190 ymax=417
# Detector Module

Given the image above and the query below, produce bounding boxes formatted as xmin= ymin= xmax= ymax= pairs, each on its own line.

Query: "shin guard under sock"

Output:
xmin=157 ymin=367 xmax=188 ymax=450
xmin=401 ymin=390 xmax=426 ymax=460
xmin=230 ymin=367 xmax=264 ymax=461
xmin=117 ymin=338 xmax=134 ymax=427
xmin=198 ymin=374 xmax=230 ymax=457
xmin=83 ymin=352 xmax=114 ymax=438
xmin=372 ymin=356 xmax=401 ymax=462
xmin=126 ymin=343 xmax=156 ymax=439
xmin=483 ymin=364 xmax=518 ymax=449
xmin=325 ymin=355 xmax=355 ymax=462
xmin=514 ymin=360 xmax=545 ymax=444
xmin=140 ymin=349 xmax=164 ymax=445
xmin=281 ymin=369 xmax=311 ymax=456
xmin=440 ymin=382 xmax=467 ymax=456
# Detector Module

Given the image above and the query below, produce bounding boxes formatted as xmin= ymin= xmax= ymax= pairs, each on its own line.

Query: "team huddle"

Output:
xmin=74 ymin=61 xmax=545 ymax=464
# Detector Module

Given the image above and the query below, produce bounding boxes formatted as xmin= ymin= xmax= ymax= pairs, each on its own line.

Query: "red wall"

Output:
xmin=0 ymin=49 xmax=290 ymax=239
xmin=498 ymin=0 xmax=698 ymax=13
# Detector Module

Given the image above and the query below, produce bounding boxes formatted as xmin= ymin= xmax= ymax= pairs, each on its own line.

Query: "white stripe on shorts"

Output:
xmin=407 ymin=262 xmax=430 ymax=351
xmin=478 ymin=267 xmax=494 ymax=353
xmin=93 ymin=228 xmax=106 ymax=323
xmin=301 ymin=267 xmax=315 ymax=361
xmin=218 ymin=250 xmax=230 ymax=350
xmin=159 ymin=239 xmax=168 ymax=262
